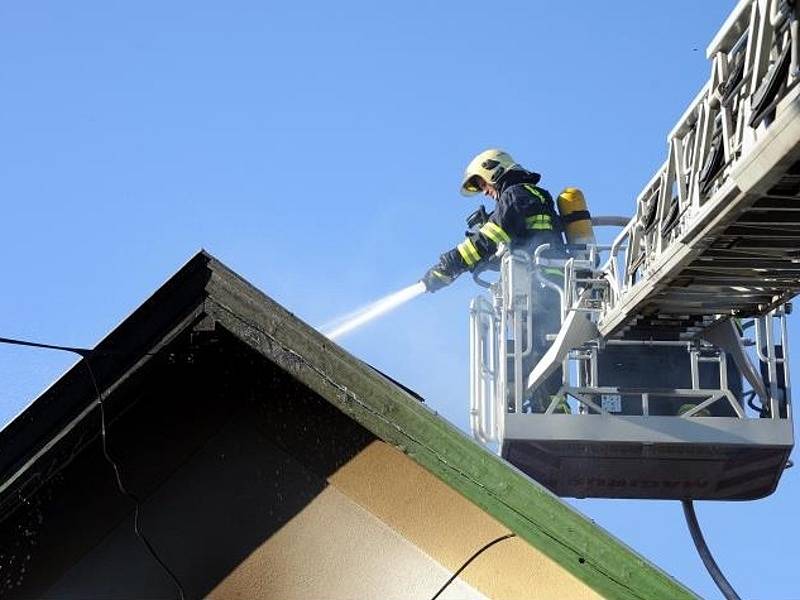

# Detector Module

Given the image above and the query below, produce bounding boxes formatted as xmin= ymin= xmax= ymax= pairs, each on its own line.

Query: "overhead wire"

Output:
xmin=0 ymin=336 xmax=186 ymax=599
xmin=0 ymin=336 xmax=92 ymax=356
xmin=428 ymin=533 xmax=516 ymax=600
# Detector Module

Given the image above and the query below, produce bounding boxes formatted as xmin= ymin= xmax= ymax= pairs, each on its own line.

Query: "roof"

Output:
xmin=0 ymin=251 xmax=698 ymax=600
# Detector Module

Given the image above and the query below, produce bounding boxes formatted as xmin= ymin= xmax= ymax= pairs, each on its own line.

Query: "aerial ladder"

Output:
xmin=470 ymin=0 xmax=798 ymax=502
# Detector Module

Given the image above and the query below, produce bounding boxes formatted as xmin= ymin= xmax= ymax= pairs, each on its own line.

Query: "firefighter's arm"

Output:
xmin=460 ymin=213 xmax=516 ymax=268
xmin=421 ymin=218 xmax=513 ymax=293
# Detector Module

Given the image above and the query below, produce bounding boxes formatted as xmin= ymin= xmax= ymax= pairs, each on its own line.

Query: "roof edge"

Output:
xmin=0 ymin=251 xmax=214 ymax=481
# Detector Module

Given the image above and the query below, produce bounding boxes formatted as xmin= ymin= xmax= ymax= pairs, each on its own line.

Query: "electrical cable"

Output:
xmin=0 ymin=336 xmax=92 ymax=356
xmin=0 ymin=336 xmax=186 ymax=600
xmin=428 ymin=533 xmax=516 ymax=600
xmin=681 ymin=500 xmax=741 ymax=600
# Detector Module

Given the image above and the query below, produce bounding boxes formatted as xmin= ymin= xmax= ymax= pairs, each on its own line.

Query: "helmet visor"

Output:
xmin=463 ymin=175 xmax=485 ymax=194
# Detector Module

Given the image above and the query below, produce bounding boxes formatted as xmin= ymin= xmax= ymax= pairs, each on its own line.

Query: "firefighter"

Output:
xmin=421 ymin=148 xmax=563 ymax=290
xmin=420 ymin=148 xmax=565 ymax=412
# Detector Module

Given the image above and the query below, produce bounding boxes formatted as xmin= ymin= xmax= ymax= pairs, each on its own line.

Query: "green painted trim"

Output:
xmin=203 ymin=257 xmax=699 ymax=600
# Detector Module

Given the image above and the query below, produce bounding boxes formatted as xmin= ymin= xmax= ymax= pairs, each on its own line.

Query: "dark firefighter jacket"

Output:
xmin=434 ymin=169 xmax=564 ymax=280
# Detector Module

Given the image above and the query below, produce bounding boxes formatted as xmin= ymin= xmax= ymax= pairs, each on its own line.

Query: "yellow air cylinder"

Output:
xmin=557 ymin=187 xmax=596 ymax=245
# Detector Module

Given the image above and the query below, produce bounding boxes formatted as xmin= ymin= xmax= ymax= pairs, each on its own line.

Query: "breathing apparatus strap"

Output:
xmin=560 ymin=210 xmax=591 ymax=224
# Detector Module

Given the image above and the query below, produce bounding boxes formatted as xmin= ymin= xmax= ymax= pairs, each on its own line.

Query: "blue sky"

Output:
xmin=1 ymin=1 xmax=796 ymax=598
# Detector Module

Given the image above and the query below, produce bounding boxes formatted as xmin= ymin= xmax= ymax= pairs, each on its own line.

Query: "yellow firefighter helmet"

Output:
xmin=460 ymin=149 xmax=518 ymax=196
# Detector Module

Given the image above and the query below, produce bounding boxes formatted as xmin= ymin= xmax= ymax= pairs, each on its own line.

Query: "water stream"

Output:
xmin=321 ymin=281 xmax=426 ymax=340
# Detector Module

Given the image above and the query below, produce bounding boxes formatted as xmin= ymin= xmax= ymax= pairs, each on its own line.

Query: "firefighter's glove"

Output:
xmin=421 ymin=268 xmax=453 ymax=293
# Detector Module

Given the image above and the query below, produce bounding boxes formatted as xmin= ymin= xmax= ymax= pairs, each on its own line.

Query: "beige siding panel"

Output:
xmin=208 ymin=484 xmax=488 ymax=600
xmin=329 ymin=440 xmax=602 ymax=600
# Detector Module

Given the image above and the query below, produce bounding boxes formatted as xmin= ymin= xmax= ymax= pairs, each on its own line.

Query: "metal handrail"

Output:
xmin=469 ymin=244 xmax=793 ymax=439
xmin=752 ymin=309 xmax=792 ymax=419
